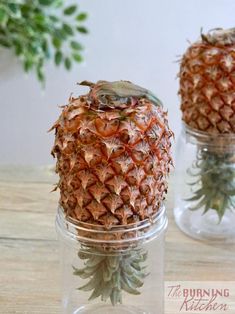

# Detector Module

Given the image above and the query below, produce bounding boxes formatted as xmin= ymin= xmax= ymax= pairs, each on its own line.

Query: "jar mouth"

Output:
xmin=56 ymin=205 xmax=167 ymax=247
xmin=183 ymin=123 xmax=235 ymax=149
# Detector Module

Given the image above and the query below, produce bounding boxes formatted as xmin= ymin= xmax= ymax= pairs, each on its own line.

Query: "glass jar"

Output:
xmin=56 ymin=206 xmax=167 ymax=314
xmin=174 ymin=124 xmax=235 ymax=242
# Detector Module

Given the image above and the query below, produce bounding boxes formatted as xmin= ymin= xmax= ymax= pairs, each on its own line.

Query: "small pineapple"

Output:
xmin=51 ymin=80 xmax=173 ymax=305
xmin=179 ymin=28 xmax=235 ymax=220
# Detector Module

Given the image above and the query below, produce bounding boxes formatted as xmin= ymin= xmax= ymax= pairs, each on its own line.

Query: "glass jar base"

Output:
xmin=73 ymin=303 xmax=149 ymax=314
xmin=174 ymin=206 xmax=235 ymax=242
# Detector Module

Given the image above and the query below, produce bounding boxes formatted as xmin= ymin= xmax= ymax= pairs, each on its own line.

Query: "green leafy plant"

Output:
xmin=0 ymin=0 xmax=88 ymax=84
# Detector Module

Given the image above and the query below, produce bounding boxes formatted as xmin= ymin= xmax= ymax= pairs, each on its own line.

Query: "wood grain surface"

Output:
xmin=0 ymin=167 xmax=235 ymax=313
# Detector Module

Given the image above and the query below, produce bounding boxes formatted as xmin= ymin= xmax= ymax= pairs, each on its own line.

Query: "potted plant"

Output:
xmin=0 ymin=0 xmax=88 ymax=85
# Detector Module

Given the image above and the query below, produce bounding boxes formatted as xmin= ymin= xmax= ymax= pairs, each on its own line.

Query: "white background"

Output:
xmin=0 ymin=0 xmax=234 ymax=165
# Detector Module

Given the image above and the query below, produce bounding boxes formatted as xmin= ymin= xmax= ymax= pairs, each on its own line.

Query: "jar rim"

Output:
xmin=183 ymin=123 xmax=235 ymax=139
xmin=56 ymin=205 xmax=167 ymax=246
xmin=182 ymin=123 xmax=235 ymax=150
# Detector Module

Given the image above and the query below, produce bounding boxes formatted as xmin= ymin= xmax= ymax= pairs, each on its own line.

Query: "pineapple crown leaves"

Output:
xmin=79 ymin=80 xmax=163 ymax=108
xmin=186 ymin=150 xmax=235 ymax=221
xmin=200 ymin=27 xmax=235 ymax=46
xmin=73 ymin=248 xmax=149 ymax=306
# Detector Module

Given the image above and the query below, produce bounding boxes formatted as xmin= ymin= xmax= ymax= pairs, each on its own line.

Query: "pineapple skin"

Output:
xmin=51 ymin=82 xmax=173 ymax=227
xmin=179 ymin=30 xmax=235 ymax=134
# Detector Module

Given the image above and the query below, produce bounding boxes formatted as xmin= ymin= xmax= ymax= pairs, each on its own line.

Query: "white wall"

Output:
xmin=0 ymin=0 xmax=234 ymax=165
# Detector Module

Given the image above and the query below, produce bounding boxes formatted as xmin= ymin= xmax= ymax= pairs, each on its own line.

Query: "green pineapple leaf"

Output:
xmin=73 ymin=247 xmax=149 ymax=306
xmin=186 ymin=150 xmax=235 ymax=221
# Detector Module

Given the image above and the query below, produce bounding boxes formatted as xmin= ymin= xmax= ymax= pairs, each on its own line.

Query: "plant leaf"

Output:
xmin=52 ymin=37 xmax=62 ymax=49
xmin=76 ymin=12 xmax=88 ymax=21
xmin=72 ymin=53 xmax=83 ymax=63
xmin=63 ymin=5 xmax=77 ymax=15
xmin=37 ymin=68 xmax=45 ymax=83
xmin=64 ymin=57 xmax=72 ymax=70
xmin=49 ymin=15 xmax=59 ymax=23
xmin=13 ymin=40 xmax=23 ymax=56
xmin=39 ymin=0 xmax=55 ymax=6
xmin=54 ymin=28 xmax=67 ymax=40
xmin=8 ymin=3 xmax=20 ymax=16
xmin=34 ymin=13 xmax=46 ymax=24
xmin=42 ymin=40 xmax=50 ymax=58
xmin=24 ymin=60 xmax=33 ymax=72
xmin=0 ymin=8 xmax=8 ymax=25
xmin=55 ymin=51 xmax=63 ymax=65
xmin=70 ymin=41 xmax=83 ymax=50
xmin=77 ymin=26 xmax=88 ymax=34
xmin=63 ymin=23 xmax=74 ymax=36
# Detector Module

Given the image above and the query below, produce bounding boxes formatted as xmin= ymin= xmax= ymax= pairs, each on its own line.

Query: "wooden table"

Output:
xmin=1 ymin=167 xmax=235 ymax=313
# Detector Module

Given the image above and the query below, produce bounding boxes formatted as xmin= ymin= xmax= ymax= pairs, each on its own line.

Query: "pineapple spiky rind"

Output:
xmin=51 ymin=80 xmax=173 ymax=227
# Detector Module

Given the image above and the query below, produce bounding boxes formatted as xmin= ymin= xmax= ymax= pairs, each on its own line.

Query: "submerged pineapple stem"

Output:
xmin=73 ymin=247 xmax=148 ymax=306
xmin=186 ymin=148 xmax=235 ymax=221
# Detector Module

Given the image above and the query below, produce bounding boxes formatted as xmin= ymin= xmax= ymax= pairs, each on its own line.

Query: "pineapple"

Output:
xmin=179 ymin=28 xmax=235 ymax=220
xmin=51 ymin=80 xmax=173 ymax=305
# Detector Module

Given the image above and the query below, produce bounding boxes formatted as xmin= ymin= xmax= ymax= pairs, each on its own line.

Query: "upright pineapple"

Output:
xmin=179 ymin=28 xmax=235 ymax=220
xmin=51 ymin=80 xmax=173 ymax=305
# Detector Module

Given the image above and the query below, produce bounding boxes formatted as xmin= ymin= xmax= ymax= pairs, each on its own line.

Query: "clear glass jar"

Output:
xmin=56 ymin=206 xmax=167 ymax=314
xmin=174 ymin=124 xmax=235 ymax=242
